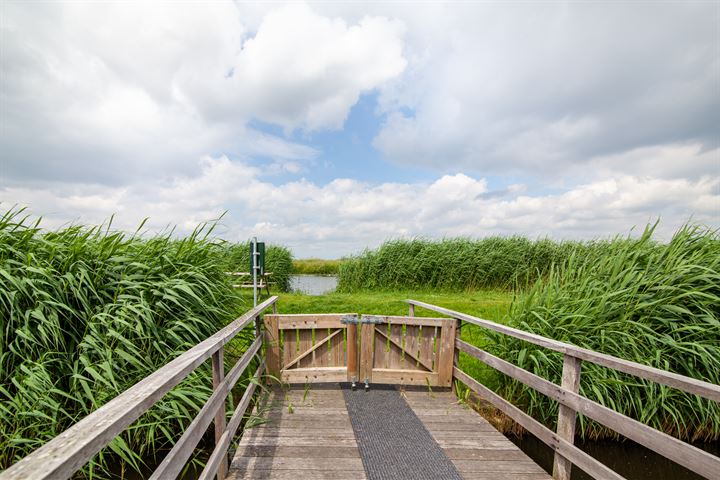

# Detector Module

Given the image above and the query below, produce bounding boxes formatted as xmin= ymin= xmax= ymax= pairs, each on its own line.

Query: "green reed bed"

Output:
xmin=0 ymin=209 xmax=255 ymax=477
xmin=337 ymin=237 xmax=596 ymax=292
xmin=482 ymin=223 xmax=720 ymax=442
xmin=292 ymin=258 xmax=344 ymax=275
xmin=222 ymin=242 xmax=293 ymax=292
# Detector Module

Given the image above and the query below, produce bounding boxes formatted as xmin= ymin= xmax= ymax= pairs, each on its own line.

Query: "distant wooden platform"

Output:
xmin=228 ymin=386 xmax=550 ymax=480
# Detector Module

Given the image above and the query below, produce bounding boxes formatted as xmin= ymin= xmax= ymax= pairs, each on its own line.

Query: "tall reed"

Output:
xmin=0 ymin=208 xmax=249 ymax=477
xmin=487 ymin=223 xmax=720 ymax=441
xmin=338 ymin=237 xmax=593 ymax=292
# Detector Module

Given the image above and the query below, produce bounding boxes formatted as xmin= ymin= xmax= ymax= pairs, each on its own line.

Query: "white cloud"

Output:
xmin=4 ymin=157 xmax=717 ymax=258
xmin=0 ymin=1 xmax=406 ymax=184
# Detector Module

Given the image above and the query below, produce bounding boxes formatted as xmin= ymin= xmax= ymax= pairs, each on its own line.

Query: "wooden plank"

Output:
xmin=456 ymin=340 xmax=720 ymax=480
xmin=408 ymin=299 xmax=720 ymax=402
xmin=265 ymin=312 xmax=281 ymax=380
xmin=436 ymin=319 xmax=457 ymax=387
xmin=454 ymin=460 xmax=547 ymax=473
xmin=282 ymin=328 xmax=296 ymax=370
xmin=281 ymin=367 xmax=346 ymax=383
xmin=418 ymin=325 xmax=436 ymax=372
xmin=389 ymin=324 xmax=403 ymax=369
xmin=234 ymin=446 xmax=360 ymax=459
xmin=211 ymin=348 xmax=228 ymax=480
xmin=0 ymin=296 xmax=278 ymax=480
xmin=374 ymin=325 xmax=433 ymax=372
xmin=275 ymin=315 xmax=349 ymax=330
xmin=381 ymin=315 xmax=448 ymax=327
xmin=359 ymin=323 xmax=374 ymax=382
xmin=284 ymin=328 xmax=342 ymax=370
xmin=553 ymin=354 xmax=581 ymax=480
xmin=330 ymin=328 xmax=344 ymax=367
xmin=297 ymin=329 xmax=313 ymax=369
xmin=404 ymin=325 xmax=420 ymax=370
xmin=239 ymin=437 xmax=360 ymax=447
xmin=228 ymin=471 xmax=366 ymax=480
xmin=371 ymin=368 xmax=438 ymax=386
xmin=232 ymin=457 xmax=364 ymax=471
xmin=346 ymin=324 xmax=358 ymax=381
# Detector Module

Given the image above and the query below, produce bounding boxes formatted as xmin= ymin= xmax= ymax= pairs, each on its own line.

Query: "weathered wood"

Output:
xmin=281 ymin=367 xmax=347 ymax=383
xmin=264 ymin=314 xmax=281 ymax=381
xmin=553 ymin=354 xmax=581 ymax=480
xmin=455 ymin=340 xmax=720 ymax=480
xmin=374 ymin=325 xmax=433 ymax=371
xmin=409 ymin=303 xmax=415 ymax=317
xmin=283 ymin=328 xmax=343 ymax=370
xmin=454 ymin=368 xmax=625 ymax=480
xmin=409 ymin=299 xmax=720 ymax=402
xmin=212 ymin=348 xmax=228 ymax=480
xmin=359 ymin=323 xmax=374 ymax=382
xmin=199 ymin=363 xmax=265 ymax=480
xmin=0 ymin=296 xmax=278 ymax=480
xmin=436 ymin=319 xmax=457 ymax=386
xmin=371 ymin=368 xmax=438 ymax=385
xmin=150 ymin=338 xmax=263 ymax=480
xmin=380 ymin=315 xmax=448 ymax=327
xmin=452 ymin=319 xmax=462 ymax=395
xmin=275 ymin=314 xmax=349 ymax=330
xmin=346 ymin=324 xmax=358 ymax=381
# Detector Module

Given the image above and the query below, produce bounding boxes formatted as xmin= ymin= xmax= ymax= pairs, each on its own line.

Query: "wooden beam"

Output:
xmin=454 ymin=368 xmax=625 ymax=480
xmin=407 ymin=299 xmax=720 ymax=403
xmin=199 ymin=363 xmax=265 ymax=480
xmin=0 ymin=296 xmax=278 ymax=480
xmin=455 ymin=339 xmax=720 ymax=480
xmin=359 ymin=323 xmax=374 ymax=383
xmin=374 ymin=326 xmax=433 ymax=372
xmin=264 ymin=315 xmax=280 ymax=381
xmin=552 ymin=355 xmax=581 ymax=480
xmin=346 ymin=324 xmax=359 ymax=382
xmin=436 ymin=319 xmax=457 ymax=387
xmin=283 ymin=329 xmax=343 ymax=370
xmin=149 ymin=338 xmax=262 ymax=479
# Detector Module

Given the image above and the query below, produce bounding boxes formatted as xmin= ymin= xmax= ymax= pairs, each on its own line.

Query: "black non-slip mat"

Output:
xmin=342 ymin=384 xmax=463 ymax=480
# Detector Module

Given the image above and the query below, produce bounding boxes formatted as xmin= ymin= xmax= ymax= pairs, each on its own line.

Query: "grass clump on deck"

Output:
xmin=337 ymin=237 xmax=592 ymax=292
xmin=486 ymin=223 xmax=720 ymax=442
xmin=0 ymin=209 xmax=251 ymax=477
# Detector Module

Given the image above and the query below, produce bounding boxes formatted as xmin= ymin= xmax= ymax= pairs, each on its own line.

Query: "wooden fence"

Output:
xmin=406 ymin=299 xmax=720 ymax=480
xmin=0 ymin=296 xmax=279 ymax=480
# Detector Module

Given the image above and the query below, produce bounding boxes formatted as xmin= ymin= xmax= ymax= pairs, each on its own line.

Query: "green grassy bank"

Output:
xmin=291 ymin=258 xmax=344 ymax=275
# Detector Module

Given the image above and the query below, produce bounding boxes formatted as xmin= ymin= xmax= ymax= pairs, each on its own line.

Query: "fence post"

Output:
xmin=211 ymin=348 xmax=227 ymax=480
xmin=265 ymin=315 xmax=280 ymax=383
xmin=452 ymin=319 xmax=462 ymax=395
xmin=553 ymin=354 xmax=582 ymax=480
xmin=409 ymin=303 xmax=415 ymax=317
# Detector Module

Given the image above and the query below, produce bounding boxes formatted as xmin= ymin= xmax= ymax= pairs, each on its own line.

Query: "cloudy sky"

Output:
xmin=1 ymin=1 xmax=718 ymax=257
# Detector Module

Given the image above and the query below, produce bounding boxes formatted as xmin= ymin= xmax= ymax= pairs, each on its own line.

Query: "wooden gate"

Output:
xmin=358 ymin=315 xmax=456 ymax=387
xmin=264 ymin=314 xmax=359 ymax=383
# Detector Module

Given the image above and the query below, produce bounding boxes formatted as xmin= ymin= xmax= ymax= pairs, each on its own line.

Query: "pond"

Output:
xmin=289 ymin=274 xmax=339 ymax=295
xmin=512 ymin=433 xmax=719 ymax=480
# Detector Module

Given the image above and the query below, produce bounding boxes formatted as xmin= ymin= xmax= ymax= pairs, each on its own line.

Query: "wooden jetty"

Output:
xmin=1 ymin=296 xmax=719 ymax=480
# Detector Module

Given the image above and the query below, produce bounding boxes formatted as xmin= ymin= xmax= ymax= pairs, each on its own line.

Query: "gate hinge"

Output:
xmin=341 ymin=314 xmax=359 ymax=324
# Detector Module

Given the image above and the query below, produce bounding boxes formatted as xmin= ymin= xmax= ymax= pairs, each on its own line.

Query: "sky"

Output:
xmin=1 ymin=1 xmax=718 ymax=258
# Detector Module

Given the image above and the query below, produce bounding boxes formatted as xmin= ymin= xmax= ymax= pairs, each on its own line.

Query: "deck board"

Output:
xmin=227 ymin=386 xmax=551 ymax=480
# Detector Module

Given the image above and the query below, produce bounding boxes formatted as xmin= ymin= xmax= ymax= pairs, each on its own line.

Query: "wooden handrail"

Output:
xmin=406 ymin=299 xmax=720 ymax=402
xmin=456 ymin=339 xmax=720 ymax=479
xmin=406 ymin=299 xmax=720 ymax=480
xmin=0 ymin=296 xmax=279 ymax=480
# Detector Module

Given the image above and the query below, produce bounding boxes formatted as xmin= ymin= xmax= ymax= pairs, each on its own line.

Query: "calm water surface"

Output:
xmin=289 ymin=274 xmax=338 ymax=295
xmin=511 ymin=433 xmax=719 ymax=480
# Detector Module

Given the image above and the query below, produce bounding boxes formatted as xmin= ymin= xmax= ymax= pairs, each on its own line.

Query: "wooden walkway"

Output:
xmin=228 ymin=386 xmax=550 ymax=480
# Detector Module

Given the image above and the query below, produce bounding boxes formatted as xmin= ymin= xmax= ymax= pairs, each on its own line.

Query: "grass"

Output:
xmin=488 ymin=223 xmax=720 ymax=442
xmin=0 ymin=208 xmax=257 ymax=478
xmin=291 ymin=258 xmax=344 ymax=275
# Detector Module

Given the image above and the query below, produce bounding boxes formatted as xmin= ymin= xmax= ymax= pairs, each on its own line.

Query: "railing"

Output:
xmin=406 ymin=299 xmax=720 ymax=480
xmin=0 ymin=296 xmax=279 ymax=480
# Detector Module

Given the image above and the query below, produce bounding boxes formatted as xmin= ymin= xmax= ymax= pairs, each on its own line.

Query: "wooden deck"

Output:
xmin=228 ymin=386 xmax=550 ymax=480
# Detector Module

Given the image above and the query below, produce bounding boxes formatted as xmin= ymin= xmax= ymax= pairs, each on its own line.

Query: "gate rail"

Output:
xmin=406 ymin=299 xmax=720 ymax=480
xmin=0 ymin=296 xmax=279 ymax=480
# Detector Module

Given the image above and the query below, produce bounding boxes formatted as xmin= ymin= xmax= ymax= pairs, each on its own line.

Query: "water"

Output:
xmin=289 ymin=274 xmax=338 ymax=295
xmin=511 ymin=433 xmax=720 ymax=480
